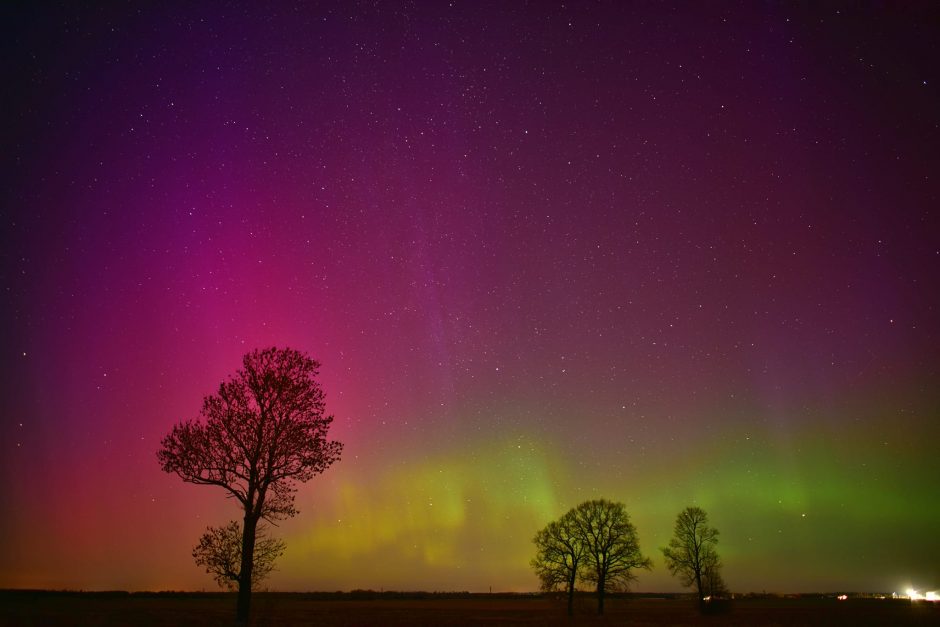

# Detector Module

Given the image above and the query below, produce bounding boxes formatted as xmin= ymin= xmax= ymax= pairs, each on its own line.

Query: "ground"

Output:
xmin=2 ymin=592 xmax=938 ymax=626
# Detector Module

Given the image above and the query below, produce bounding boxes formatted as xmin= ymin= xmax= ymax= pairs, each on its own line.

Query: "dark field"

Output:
xmin=2 ymin=592 xmax=939 ymax=626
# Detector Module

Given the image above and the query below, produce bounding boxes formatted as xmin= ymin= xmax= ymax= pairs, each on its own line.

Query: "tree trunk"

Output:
xmin=236 ymin=514 xmax=258 ymax=625
xmin=566 ymin=571 xmax=576 ymax=616
xmin=695 ymin=572 xmax=705 ymax=612
xmin=596 ymin=575 xmax=605 ymax=615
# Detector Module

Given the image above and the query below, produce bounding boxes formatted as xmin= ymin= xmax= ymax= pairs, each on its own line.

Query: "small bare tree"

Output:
xmin=661 ymin=506 xmax=723 ymax=609
xmin=702 ymin=557 xmax=728 ymax=599
xmin=158 ymin=347 xmax=342 ymax=624
xmin=193 ymin=521 xmax=285 ymax=590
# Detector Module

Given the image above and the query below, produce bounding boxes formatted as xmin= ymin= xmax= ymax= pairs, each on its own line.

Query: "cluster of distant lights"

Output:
xmin=834 ymin=589 xmax=938 ymax=602
xmin=900 ymin=589 xmax=939 ymax=602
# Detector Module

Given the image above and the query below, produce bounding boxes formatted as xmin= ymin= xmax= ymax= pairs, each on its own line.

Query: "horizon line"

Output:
xmin=0 ymin=588 xmax=906 ymax=596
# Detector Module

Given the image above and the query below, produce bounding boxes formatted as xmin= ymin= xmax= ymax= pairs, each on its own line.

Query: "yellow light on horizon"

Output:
xmin=906 ymin=588 xmax=925 ymax=601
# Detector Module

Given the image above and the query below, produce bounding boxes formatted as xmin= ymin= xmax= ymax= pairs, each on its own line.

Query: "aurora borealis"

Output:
xmin=1 ymin=1 xmax=938 ymax=595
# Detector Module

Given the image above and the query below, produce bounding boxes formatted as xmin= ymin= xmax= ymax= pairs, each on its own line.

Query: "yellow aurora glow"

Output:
xmin=279 ymin=435 xmax=564 ymax=590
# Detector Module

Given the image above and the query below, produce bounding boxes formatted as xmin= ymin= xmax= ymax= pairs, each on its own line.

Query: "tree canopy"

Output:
xmin=158 ymin=347 xmax=343 ymax=521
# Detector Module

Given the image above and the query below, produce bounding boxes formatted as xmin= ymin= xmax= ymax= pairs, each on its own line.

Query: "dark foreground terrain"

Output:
xmin=2 ymin=591 xmax=939 ymax=626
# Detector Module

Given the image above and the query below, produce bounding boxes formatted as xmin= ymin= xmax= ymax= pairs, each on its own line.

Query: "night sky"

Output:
xmin=2 ymin=2 xmax=938 ymax=595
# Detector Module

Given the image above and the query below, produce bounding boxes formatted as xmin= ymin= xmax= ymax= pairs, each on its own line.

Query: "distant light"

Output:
xmin=837 ymin=594 xmax=847 ymax=601
xmin=907 ymin=588 xmax=925 ymax=601
xmin=927 ymin=591 xmax=939 ymax=602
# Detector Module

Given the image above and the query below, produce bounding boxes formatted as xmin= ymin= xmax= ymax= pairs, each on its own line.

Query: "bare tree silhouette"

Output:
xmin=531 ymin=510 xmax=584 ymax=616
xmin=158 ymin=347 xmax=342 ymax=624
xmin=661 ymin=506 xmax=724 ymax=610
xmin=702 ymin=556 xmax=728 ymax=599
xmin=193 ymin=521 xmax=285 ymax=590
xmin=572 ymin=499 xmax=652 ymax=615
xmin=534 ymin=500 xmax=651 ymax=616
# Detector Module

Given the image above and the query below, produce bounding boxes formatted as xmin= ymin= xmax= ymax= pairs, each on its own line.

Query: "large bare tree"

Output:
xmin=193 ymin=520 xmax=285 ymax=590
xmin=531 ymin=510 xmax=584 ymax=616
xmin=571 ymin=499 xmax=652 ymax=615
xmin=158 ymin=347 xmax=342 ymax=624
xmin=661 ymin=506 xmax=723 ymax=609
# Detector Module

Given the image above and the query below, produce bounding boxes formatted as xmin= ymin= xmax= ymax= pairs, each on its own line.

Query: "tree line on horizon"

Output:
xmin=157 ymin=347 xmax=726 ymax=624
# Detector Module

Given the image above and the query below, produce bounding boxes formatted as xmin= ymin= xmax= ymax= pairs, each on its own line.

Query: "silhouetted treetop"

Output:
xmin=158 ymin=347 xmax=343 ymax=521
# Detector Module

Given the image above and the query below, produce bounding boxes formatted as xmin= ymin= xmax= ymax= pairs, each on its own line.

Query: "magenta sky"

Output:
xmin=1 ymin=2 xmax=938 ymax=594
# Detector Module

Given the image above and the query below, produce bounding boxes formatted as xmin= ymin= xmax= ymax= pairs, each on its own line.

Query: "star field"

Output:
xmin=1 ymin=2 xmax=938 ymax=594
